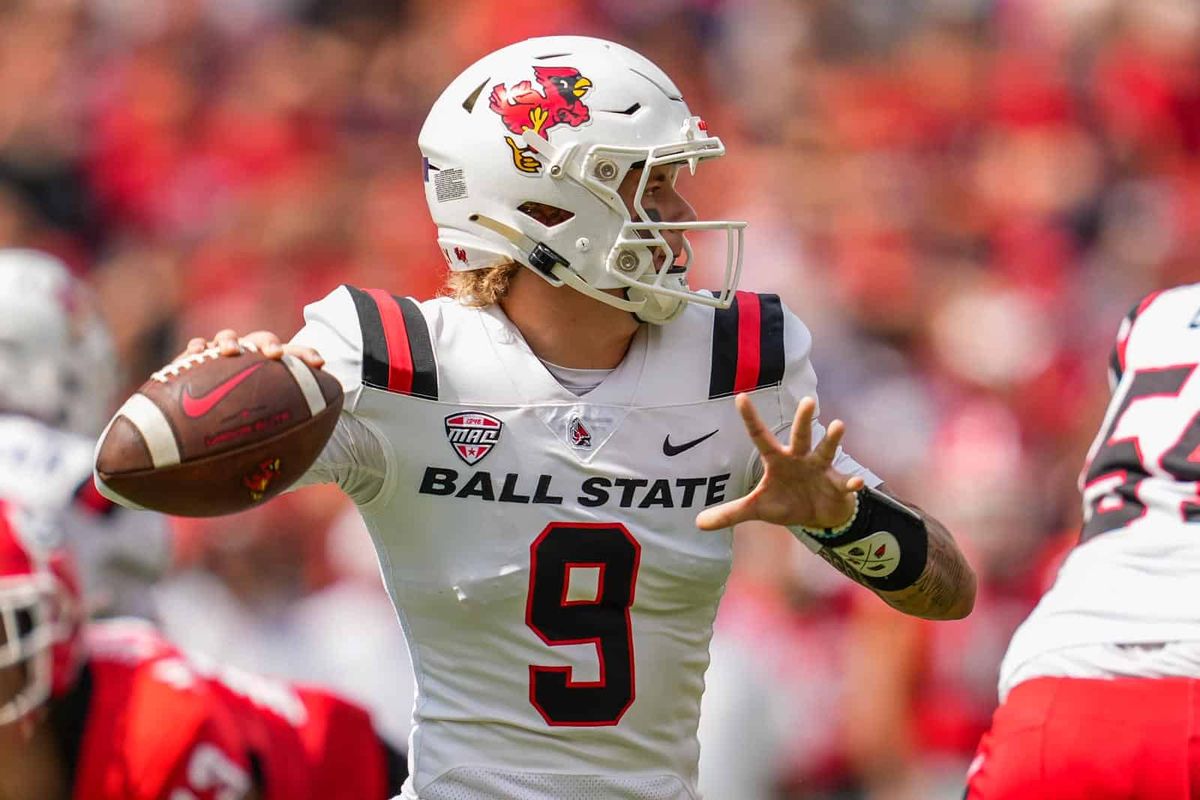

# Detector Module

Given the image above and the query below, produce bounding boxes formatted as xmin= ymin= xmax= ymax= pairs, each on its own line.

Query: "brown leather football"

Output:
xmin=95 ymin=346 xmax=343 ymax=517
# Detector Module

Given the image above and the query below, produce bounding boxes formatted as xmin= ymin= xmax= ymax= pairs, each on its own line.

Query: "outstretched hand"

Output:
xmin=695 ymin=395 xmax=865 ymax=532
xmin=177 ymin=329 xmax=324 ymax=369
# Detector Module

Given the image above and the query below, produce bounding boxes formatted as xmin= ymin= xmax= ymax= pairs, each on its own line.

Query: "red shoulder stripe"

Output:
xmin=733 ymin=291 xmax=762 ymax=394
xmin=365 ymin=288 xmax=415 ymax=395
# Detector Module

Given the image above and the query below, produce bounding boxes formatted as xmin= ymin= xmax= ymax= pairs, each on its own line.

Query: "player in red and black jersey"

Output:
xmin=76 ymin=620 xmax=407 ymax=800
xmin=0 ymin=495 xmax=405 ymax=800
xmin=0 ymin=500 xmax=257 ymax=800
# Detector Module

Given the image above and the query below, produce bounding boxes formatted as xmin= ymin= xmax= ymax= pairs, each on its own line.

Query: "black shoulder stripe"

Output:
xmin=709 ymin=295 xmax=741 ymax=399
xmin=344 ymin=285 xmax=391 ymax=390
xmin=758 ymin=293 xmax=785 ymax=388
xmin=395 ymin=295 xmax=439 ymax=400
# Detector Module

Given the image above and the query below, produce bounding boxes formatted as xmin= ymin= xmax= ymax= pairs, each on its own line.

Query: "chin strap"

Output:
xmin=470 ymin=213 xmax=654 ymax=317
xmin=551 ymin=266 xmax=646 ymax=314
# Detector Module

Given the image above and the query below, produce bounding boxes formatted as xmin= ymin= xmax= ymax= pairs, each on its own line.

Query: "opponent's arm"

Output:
xmin=696 ymin=394 xmax=976 ymax=621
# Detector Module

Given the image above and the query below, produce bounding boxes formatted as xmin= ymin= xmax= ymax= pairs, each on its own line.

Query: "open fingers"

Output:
xmin=813 ymin=418 xmax=846 ymax=465
xmin=695 ymin=494 xmax=756 ymax=531
xmin=735 ymin=394 xmax=783 ymax=458
xmin=787 ymin=397 xmax=817 ymax=455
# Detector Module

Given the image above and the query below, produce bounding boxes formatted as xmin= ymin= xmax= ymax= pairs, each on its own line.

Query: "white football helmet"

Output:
xmin=419 ymin=36 xmax=747 ymax=324
xmin=0 ymin=249 xmax=117 ymax=436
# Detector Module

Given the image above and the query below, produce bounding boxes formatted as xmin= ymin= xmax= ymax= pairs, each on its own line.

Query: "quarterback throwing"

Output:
xmin=100 ymin=36 xmax=975 ymax=800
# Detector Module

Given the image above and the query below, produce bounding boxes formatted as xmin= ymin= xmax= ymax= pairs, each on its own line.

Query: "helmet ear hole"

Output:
xmin=517 ymin=202 xmax=575 ymax=228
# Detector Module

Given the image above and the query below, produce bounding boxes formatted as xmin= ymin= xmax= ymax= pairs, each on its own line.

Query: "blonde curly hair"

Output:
xmin=443 ymin=261 xmax=522 ymax=307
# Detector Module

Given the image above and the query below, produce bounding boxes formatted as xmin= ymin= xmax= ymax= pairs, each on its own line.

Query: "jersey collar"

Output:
xmin=477 ymin=304 xmax=650 ymax=408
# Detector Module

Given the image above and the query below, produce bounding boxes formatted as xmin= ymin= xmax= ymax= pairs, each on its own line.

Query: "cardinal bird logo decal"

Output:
xmin=243 ymin=458 xmax=282 ymax=502
xmin=567 ymin=416 xmax=592 ymax=449
xmin=488 ymin=66 xmax=593 ymax=175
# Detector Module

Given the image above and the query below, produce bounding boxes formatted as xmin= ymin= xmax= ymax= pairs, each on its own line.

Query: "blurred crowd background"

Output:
xmin=2 ymin=0 xmax=1199 ymax=797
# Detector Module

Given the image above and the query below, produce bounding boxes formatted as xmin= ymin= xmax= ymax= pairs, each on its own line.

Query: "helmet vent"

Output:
xmin=629 ymin=68 xmax=682 ymax=101
xmin=518 ymin=202 xmax=575 ymax=228
xmin=534 ymin=52 xmax=572 ymax=60
xmin=601 ymin=103 xmax=641 ymax=116
xmin=462 ymin=78 xmax=489 ymax=112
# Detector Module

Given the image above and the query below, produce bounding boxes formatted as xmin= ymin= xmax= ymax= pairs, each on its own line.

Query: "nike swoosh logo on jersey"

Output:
xmin=181 ymin=362 xmax=266 ymax=418
xmin=662 ymin=429 xmax=719 ymax=457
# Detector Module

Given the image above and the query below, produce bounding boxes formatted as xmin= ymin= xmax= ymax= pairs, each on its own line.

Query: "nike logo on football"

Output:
xmin=662 ymin=429 xmax=718 ymax=457
xmin=181 ymin=363 xmax=266 ymax=418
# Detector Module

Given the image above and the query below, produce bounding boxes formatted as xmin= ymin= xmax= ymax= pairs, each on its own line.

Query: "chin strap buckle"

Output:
xmin=469 ymin=213 xmax=569 ymax=280
xmin=528 ymin=243 xmax=569 ymax=277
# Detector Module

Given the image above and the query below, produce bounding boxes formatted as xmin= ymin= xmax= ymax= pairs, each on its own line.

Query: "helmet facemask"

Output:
xmin=0 ymin=575 xmax=60 ymax=726
xmin=590 ymin=125 xmax=746 ymax=323
xmin=0 ymin=506 xmax=83 ymax=727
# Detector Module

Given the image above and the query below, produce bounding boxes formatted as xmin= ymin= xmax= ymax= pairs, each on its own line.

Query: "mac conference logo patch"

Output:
xmin=445 ymin=412 xmax=503 ymax=466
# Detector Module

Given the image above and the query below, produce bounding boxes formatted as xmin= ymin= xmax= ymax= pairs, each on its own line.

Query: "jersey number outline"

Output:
xmin=526 ymin=522 xmax=641 ymax=726
xmin=167 ymin=743 xmax=251 ymax=800
xmin=1081 ymin=363 xmax=1200 ymax=541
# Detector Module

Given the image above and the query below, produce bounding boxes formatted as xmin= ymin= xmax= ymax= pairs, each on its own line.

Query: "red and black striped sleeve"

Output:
xmin=709 ymin=291 xmax=786 ymax=398
xmin=344 ymin=286 xmax=439 ymax=400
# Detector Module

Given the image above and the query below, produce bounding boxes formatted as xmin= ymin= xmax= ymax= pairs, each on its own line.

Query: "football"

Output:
xmin=94 ymin=345 xmax=343 ymax=517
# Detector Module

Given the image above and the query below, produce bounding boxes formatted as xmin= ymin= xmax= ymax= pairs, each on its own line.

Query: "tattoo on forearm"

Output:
xmin=881 ymin=518 xmax=973 ymax=619
xmin=815 ymin=501 xmax=974 ymax=620
xmin=817 ymin=547 xmax=870 ymax=588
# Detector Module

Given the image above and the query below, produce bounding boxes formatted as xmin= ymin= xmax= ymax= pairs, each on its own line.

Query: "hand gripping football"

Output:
xmin=94 ymin=345 xmax=343 ymax=517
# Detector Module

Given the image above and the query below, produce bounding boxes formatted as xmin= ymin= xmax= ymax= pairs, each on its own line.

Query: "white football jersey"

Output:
xmin=290 ymin=286 xmax=879 ymax=800
xmin=1001 ymin=283 xmax=1200 ymax=697
xmin=0 ymin=413 xmax=171 ymax=618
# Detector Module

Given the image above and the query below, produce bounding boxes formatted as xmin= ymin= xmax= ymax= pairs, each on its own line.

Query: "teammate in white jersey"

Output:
xmin=0 ymin=249 xmax=170 ymax=619
xmin=966 ymin=283 xmax=1200 ymax=799
xmin=169 ymin=36 xmax=975 ymax=800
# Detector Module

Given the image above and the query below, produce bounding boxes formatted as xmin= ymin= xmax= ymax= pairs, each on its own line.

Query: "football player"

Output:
xmin=148 ymin=36 xmax=976 ymax=800
xmin=0 ymin=498 xmax=399 ymax=800
xmin=0 ymin=248 xmax=171 ymax=619
xmin=0 ymin=500 xmax=258 ymax=800
xmin=166 ymin=645 xmax=408 ymax=800
xmin=89 ymin=619 xmax=407 ymax=800
xmin=966 ymin=284 xmax=1200 ymax=799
